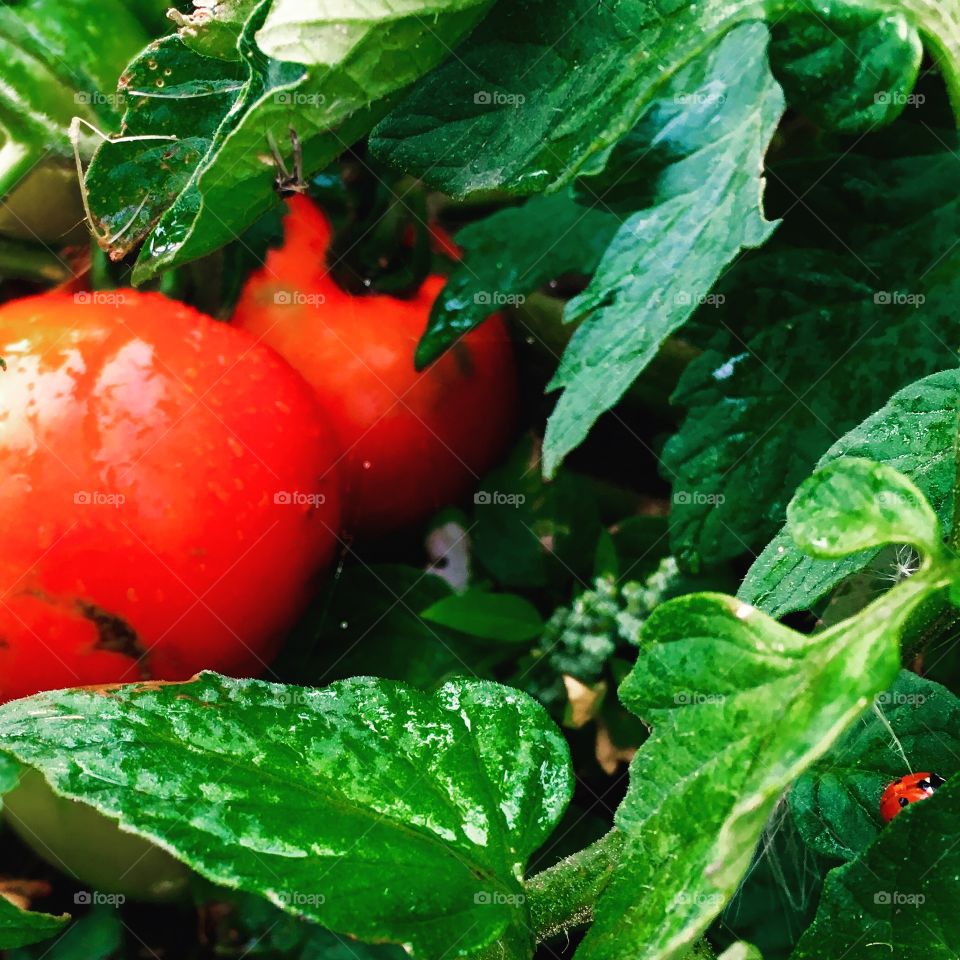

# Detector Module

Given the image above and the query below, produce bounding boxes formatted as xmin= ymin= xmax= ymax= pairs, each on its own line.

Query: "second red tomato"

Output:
xmin=232 ymin=197 xmax=517 ymax=536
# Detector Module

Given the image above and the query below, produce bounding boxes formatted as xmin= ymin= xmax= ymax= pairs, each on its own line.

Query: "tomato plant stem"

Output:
xmin=525 ymin=830 xmax=625 ymax=941
xmin=526 ymin=830 xmax=717 ymax=956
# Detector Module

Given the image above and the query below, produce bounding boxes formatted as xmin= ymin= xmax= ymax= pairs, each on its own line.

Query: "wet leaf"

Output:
xmin=576 ymin=461 xmax=954 ymax=960
xmin=370 ymin=0 xmax=958 ymax=197
xmin=740 ymin=369 xmax=960 ymax=616
xmin=0 ymin=898 xmax=68 ymax=951
xmin=664 ymin=145 xmax=960 ymax=574
xmin=791 ymin=774 xmax=960 ymax=959
xmin=82 ymin=37 xmax=247 ymax=259
xmin=417 ymin=192 xmax=618 ymax=369
xmin=787 ymin=458 xmax=942 ymax=561
xmin=0 ymin=673 xmax=572 ymax=959
xmin=541 ymin=23 xmax=783 ymax=475
xmin=83 ymin=0 xmax=496 ymax=281
xmin=790 ymin=671 xmax=960 ymax=862
xmin=421 ymin=590 xmax=544 ymax=643
xmin=770 ymin=11 xmax=922 ymax=132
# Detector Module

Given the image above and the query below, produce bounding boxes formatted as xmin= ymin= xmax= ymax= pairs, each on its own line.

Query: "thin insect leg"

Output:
xmin=70 ymin=117 xmax=178 ymax=242
xmin=289 ymin=127 xmax=304 ymax=184
xmin=108 ymin=196 xmax=150 ymax=245
xmin=266 ymin=131 xmax=291 ymax=180
xmin=72 ymin=116 xmax=178 ymax=146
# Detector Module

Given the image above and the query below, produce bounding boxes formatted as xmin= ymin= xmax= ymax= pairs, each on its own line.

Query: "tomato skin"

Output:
xmin=0 ymin=291 xmax=341 ymax=702
xmin=232 ymin=196 xmax=517 ymax=536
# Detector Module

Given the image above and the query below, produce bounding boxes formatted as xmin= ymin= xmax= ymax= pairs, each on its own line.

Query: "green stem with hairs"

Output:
xmin=525 ymin=830 xmax=625 ymax=942
xmin=524 ymin=831 xmax=715 ymax=957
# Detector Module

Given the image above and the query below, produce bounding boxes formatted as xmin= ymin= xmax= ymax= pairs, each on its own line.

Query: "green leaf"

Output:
xmin=787 ymin=458 xmax=942 ymax=561
xmin=421 ymin=590 xmax=544 ymax=643
xmin=541 ymin=23 xmax=783 ymax=475
xmin=85 ymin=0 xmax=495 ymax=282
xmin=416 ymin=193 xmax=619 ymax=369
xmin=0 ymin=752 xmax=19 ymax=802
xmin=0 ymin=898 xmax=68 ymax=952
xmin=719 ymin=812 xmax=825 ymax=959
xmin=82 ymin=37 xmax=248 ymax=260
xmin=170 ymin=0 xmax=259 ymax=59
xmin=740 ymin=368 xmax=960 ymax=616
xmin=371 ymin=0 xmax=960 ymax=197
xmin=576 ymin=463 xmax=953 ymax=960
xmin=790 ymin=775 xmax=960 ymax=959
xmin=790 ymin=671 xmax=960 ymax=863
xmin=580 ymin=583 xmax=933 ymax=960
xmin=256 ymin=0 xmax=489 ymax=67
xmin=0 ymin=673 xmax=572 ymax=960
xmin=663 ymin=144 xmax=960 ymax=573
xmin=770 ymin=12 xmax=922 ymax=133
xmin=9 ymin=906 xmax=122 ymax=960
xmin=0 ymin=0 xmax=150 ymax=200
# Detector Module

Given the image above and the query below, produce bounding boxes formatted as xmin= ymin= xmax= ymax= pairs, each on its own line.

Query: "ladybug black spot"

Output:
xmin=898 ymin=797 xmax=910 ymax=808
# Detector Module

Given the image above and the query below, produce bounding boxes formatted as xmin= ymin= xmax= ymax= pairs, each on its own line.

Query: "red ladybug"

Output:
xmin=880 ymin=772 xmax=945 ymax=822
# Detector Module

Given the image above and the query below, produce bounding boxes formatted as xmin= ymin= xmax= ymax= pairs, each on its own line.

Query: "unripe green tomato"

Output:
xmin=0 ymin=161 xmax=87 ymax=245
xmin=4 ymin=769 xmax=190 ymax=901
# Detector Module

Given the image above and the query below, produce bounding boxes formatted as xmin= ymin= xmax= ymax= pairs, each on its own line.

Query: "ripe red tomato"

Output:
xmin=0 ymin=290 xmax=341 ymax=702
xmin=232 ymin=196 xmax=517 ymax=536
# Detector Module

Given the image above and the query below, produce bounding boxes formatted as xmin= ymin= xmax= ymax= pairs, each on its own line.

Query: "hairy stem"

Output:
xmin=525 ymin=830 xmax=716 ymax=957
xmin=525 ymin=830 xmax=626 ymax=942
